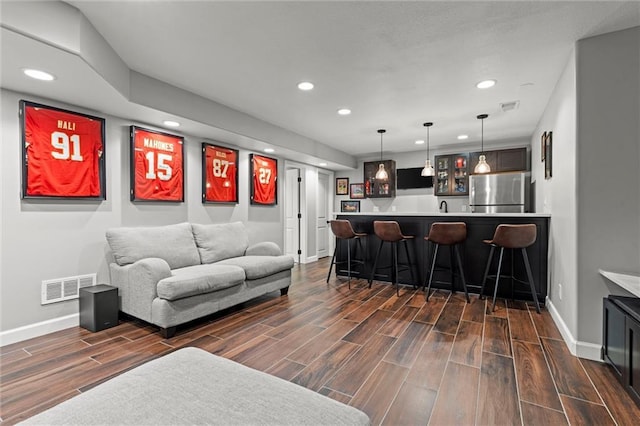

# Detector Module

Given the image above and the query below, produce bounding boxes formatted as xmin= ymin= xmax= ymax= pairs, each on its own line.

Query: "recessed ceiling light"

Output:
xmin=163 ymin=120 xmax=180 ymax=127
xmin=297 ymin=82 xmax=314 ymax=91
xmin=23 ymin=68 xmax=55 ymax=81
xmin=476 ymin=79 xmax=497 ymax=89
xmin=415 ymin=140 xmax=425 ymax=145
xmin=337 ymin=108 xmax=351 ymax=115
xmin=264 ymin=148 xmax=275 ymax=153
xmin=457 ymin=134 xmax=469 ymax=140
xmin=319 ymin=162 xmax=327 ymax=167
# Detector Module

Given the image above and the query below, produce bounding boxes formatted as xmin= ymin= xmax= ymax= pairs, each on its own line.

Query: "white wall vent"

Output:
xmin=500 ymin=100 xmax=520 ymax=112
xmin=41 ymin=273 xmax=97 ymax=305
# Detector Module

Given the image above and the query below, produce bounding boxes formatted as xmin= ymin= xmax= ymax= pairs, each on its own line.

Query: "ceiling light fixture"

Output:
xmin=457 ymin=134 xmax=469 ymax=140
xmin=319 ymin=162 xmax=327 ymax=167
xmin=474 ymin=114 xmax=491 ymax=174
xmin=163 ymin=120 xmax=180 ymax=127
xmin=421 ymin=122 xmax=435 ymax=177
xmin=264 ymin=148 xmax=275 ymax=153
xmin=23 ymin=68 xmax=55 ymax=81
xmin=415 ymin=140 xmax=425 ymax=145
xmin=476 ymin=79 xmax=496 ymax=89
xmin=337 ymin=108 xmax=351 ymax=115
xmin=297 ymin=81 xmax=314 ymax=91
xmin=374 ymin=129 xmax=388 ymax=181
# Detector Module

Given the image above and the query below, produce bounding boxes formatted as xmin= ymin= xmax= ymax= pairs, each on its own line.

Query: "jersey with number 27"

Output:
xmin=252 ymin=155 xmax=277 ymax=204
xmin=24 ymin=105 xmax=103 ymax=197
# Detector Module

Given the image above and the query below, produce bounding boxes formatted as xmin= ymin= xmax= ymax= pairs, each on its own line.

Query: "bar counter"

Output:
xmin=333 ymin=212 xmax=550 ymax=304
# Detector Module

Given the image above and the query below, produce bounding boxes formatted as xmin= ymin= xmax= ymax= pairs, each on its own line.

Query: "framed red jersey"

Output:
xmin=250 ymin=154 xmax=277 ymax=205
xmin=20 ymin=100 xmax=106 ymax=199
xmin=202 ymin=143 xmax=238 ymax=203
xmin=130 ymin=126 xmax=184 ymax=202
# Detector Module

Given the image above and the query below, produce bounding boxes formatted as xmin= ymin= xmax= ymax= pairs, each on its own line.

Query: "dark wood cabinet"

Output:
xmin=469 ymin=147 xmax=527 ymax=175
xmin=602 ymin=296 xmax=640 ymax=406
xmin=435 ymin=153 xmax=469 ymax=196
xmin=363 ymin=160 xmax=396 ymax=198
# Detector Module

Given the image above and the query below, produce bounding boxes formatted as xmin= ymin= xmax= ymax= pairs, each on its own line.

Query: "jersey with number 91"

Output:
xmin=252 ymin=154 xmax=277 ymax=204
xmin=133 ymin=128 xmax=184 ymax=201
xmin=205 ymin=145 xmax=237 ymax=202
xmin=24 ymin=105 xmax=103 ymax=197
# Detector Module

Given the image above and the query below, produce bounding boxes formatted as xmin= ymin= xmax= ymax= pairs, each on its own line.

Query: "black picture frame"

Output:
xmin=541 ymin=131 xmax=547 ymax=162
xmin=336 ymin=177 xmax=349 ymax=195
xmin=20 ymin=100 xmax=106 ymax=200
xmin=349 ymin=183 xmax=365 ymax=199
xmin=202 ymin=143 xmax=239 ymax=204
xmin=250 ymin=153 xmax=278 ymax=205
xmin=544 ymin=131 xmax=553 ymax=179
xmin=130 ymin=126 xmax=185 ymax=202
xmin=340 ymin=200 xmax=360 ymax=212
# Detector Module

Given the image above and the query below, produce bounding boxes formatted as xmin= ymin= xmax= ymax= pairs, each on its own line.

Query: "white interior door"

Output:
xmin=284 ymin=168 xmax=300 ymax=262
xmin=316 ymin=172 xmax=330 ymax=259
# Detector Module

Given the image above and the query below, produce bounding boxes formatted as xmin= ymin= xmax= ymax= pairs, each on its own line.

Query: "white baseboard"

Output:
xmin=302 ymin=255 xmax=318 ymax=264
xmin=546 ymin=298 xmax=602 ymax=361
xmin=0 ymin=314 xmax=79 ymax=347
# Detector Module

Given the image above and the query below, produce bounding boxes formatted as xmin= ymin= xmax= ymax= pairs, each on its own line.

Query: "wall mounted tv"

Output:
xmin=397 ymin=167 xmax=434 ymax=189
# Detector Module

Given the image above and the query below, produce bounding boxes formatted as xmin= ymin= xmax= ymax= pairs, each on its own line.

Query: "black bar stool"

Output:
xmin=423 ymin=222 xmax=470 ymax=302
xmin=479 ymin=224 xmax=541 ymax=313
xmin=368 ymin=220 xmax=417 ymax=296
xmin=327 ymin=220 xmax=367 ymax=288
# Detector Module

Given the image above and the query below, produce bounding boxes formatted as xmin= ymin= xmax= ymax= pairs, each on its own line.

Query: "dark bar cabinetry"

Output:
xmin=334 ymin=213 xmax=549 ymax=305
xmin=602 ymin=296 xmax=640 ymax=406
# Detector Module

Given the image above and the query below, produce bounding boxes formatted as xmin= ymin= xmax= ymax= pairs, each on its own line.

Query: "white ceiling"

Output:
xmin=2 ymin=1 xmax=639 ymax=166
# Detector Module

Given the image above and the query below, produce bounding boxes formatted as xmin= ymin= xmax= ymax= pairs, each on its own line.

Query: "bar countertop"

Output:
xmin=334 ymin=212 xmax=551 ymax=217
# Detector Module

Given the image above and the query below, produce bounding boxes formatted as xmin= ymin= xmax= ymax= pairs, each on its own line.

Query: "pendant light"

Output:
xmin=421 ymin=122 xmax=435 ymax=176
xmin=374 ymin=129 xmax=389 ymax=181
xmin=474 ymin=114 xmax=491 ymax=174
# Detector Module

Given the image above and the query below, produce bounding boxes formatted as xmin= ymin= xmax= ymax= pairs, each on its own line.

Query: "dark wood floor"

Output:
xmin=2 ymin=258 xmax=639 ymax=425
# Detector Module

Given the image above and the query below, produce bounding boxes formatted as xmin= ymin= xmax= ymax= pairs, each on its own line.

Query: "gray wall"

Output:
xmin=0 ymin=89 xmax=284 ymax=332
xmin=531 ymin=53 xmax=578 ymax=338
xmin=576 ymin=27 xmax=640 ymax=344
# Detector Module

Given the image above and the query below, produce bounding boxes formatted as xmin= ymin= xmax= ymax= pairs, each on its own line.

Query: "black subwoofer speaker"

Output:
xmin=79 ymin=284 xmax=118 ymax=332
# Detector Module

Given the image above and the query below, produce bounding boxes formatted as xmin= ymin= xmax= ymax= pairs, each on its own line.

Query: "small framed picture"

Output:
xmin=340 ymin=200 xmax=360 ymax=212
xmin=541 ymin=132 xmax=547 ymax=162
xmin=349 ymin=183 xmax=365 ymax=199
xmin=336 ymin=177 xmax=349 ymax=195
xmin=544 ymin=131 xmax=553 ymax=179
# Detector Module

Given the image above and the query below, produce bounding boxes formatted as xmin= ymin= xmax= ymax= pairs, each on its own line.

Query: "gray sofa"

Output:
xmin=106 ymin=222 xmax=294 ymax=337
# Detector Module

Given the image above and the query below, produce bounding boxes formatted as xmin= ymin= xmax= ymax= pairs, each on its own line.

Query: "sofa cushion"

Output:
xmin=106 ymin=223 xmax=200 ymax=269
xmin=192 ymin=222 xmax=249 ymax=264
xmin=217 ymin=255 xmax=294 ymax=280
xmin=157 ymin=264 xmax=245 ymax=301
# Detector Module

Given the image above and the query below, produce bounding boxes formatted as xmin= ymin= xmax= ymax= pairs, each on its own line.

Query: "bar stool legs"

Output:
xmin=479 ymin=224 xmax=541 ymax=313
xmin=367 ymin=221 xmax=416 ymax=296
xmin=423 ymin=222 xmax=470 ymax=303
xmin=327 ymin=220 xmax=367 ymax=289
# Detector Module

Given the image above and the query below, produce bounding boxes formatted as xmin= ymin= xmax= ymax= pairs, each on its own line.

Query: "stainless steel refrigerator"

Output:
xmin=469 ymin=172 xmax=529 ymax=213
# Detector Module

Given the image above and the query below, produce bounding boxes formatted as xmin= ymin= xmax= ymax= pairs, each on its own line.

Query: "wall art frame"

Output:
xmin=202 ymin=143 xmax=239 ymax=204
xmin=336 ymin=177 xmax=349 ymax=195
xmin=250 ymin=153 xmax=278 ymax=205
xmin=20 ymin=100 xmax=106 ymax=200
xmin=340 ymin=200 xmax=360 ymax=212
xmin=130 ymin=126 xmax=184 ymax=202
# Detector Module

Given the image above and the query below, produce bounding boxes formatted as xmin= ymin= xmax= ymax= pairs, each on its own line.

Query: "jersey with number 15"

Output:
xmin=133 ymin=128 xmax=184 ymax=201
xmin=24 ymin=105 xmax=103 ymax=197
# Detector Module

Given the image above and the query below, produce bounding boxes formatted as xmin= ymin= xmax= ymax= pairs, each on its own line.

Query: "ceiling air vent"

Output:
xmin=500 ymin=100 xmax=520 ymax=112
xmin=41 ymin=273 xmax=97 ymax=305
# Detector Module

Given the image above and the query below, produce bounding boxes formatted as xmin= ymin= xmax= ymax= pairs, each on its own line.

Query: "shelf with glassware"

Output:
xmin=363 ymin=160 xmax=396 ymax=198
xmin=435 ymin=153 xmax=468 ymax=196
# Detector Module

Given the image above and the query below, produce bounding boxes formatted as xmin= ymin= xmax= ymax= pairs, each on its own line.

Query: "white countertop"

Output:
xmin=600 ymin=270 xmax=640 ymax=298
xmin=334 ymin=212 xmax=551 ymax=217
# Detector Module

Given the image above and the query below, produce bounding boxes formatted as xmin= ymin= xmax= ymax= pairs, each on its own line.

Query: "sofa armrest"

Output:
xmin=245 ymin=241 xmax=282 ymax=256
xmin=109 ymin=258 xmax=172 ymax=322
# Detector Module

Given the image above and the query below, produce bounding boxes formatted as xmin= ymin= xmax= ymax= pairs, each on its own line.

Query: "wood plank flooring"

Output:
xmin=2 ymin=258 xmax=640 ymax=425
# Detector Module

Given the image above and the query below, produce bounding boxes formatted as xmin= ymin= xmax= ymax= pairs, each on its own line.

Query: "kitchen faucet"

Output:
xmin=439 ymin=200 xmax=448 ymax=213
